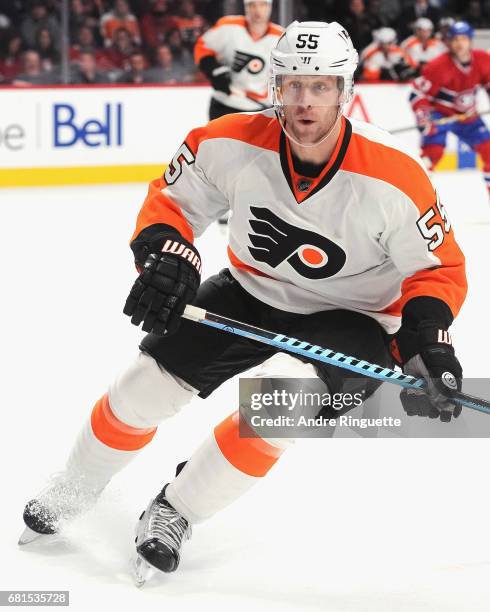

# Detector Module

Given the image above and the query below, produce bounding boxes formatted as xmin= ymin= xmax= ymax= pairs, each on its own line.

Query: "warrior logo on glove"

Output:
xmin=248 ymin=206 xmax=347 ymax=279
xmin=161 ymin=239 xmax=202 ymax=275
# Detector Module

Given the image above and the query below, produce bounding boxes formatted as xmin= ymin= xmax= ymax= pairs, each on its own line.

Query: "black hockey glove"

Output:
xmin=199 ymin=56 xmax=232 ymax=95
xmin=397 ymin=321 xmax=463 ymax=422
xmin=210 ymin=65 xmax=232 ymax=94
xmin=392 ymin=60 xmax=418 ymax=82
xmin=123 ymin=229 xmax=201 ymax=336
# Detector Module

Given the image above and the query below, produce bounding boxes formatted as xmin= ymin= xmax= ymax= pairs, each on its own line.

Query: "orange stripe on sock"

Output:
xmin=214 ymin=412 xmax=283 ymax=477
xmin=91 ymin=394 xmax=157 ymax=451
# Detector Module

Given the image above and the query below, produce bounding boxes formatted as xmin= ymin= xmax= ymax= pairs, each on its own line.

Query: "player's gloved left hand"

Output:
xmin=397 ymin=322 xmax=463 ymax=422
xmin=415 ymin=108 xmax=438 ymax=137
xmin=392 ymin=60 xmax=417 ymax=82
xmin=123 ymin=232 xmax=201 ymax=336
xmin=210 ymin=65 xmax=232 ymax=94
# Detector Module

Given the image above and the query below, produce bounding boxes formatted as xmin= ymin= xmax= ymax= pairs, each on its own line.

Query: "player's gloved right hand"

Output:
xmin=210 ymin=65 xmax=232 ymax=94
xmin=397 ymin=321 xmax=463 ymax=422
xmin=123 ymin=232 xmax=201 ymax=336
xmin=415 ymin=108 xmax=438 ymax=137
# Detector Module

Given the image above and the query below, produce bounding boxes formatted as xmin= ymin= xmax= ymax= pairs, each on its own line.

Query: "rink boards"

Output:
xmin=0 ymin=83 xmax=488 ymax=187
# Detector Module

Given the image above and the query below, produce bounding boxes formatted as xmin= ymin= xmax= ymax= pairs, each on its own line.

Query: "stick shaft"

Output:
xmin=182 ymin=305 xmax=490 ymax=415
xmin=390 ymin=109 xmax=490 ymax=135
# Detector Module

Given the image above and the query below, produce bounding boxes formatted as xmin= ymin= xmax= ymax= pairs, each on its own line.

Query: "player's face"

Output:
xmin=245 ymin=2 xmax=272 ymax=26
xmin=449 ymin=35 xmax=472 ymax=61
xmin=416 ymin=27 xmax=432 ymax=43
xmin=279 ymin=75 xmax=343 ymax=146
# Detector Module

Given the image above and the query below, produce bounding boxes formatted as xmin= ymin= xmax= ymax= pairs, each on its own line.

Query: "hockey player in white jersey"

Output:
xmin=21 ymin=21 xmax=467 ymax=583
xmin=194 ymin=0 xmax=283 ymax=119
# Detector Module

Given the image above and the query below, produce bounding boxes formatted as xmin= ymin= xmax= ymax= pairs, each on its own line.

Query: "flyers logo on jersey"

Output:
xmin=247 ymin=207 xmax=346 ymax=280
xmin=232 ymin=51 xmax=266 ymax=75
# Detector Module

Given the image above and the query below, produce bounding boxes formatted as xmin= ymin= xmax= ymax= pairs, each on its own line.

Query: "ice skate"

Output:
xmin=19 ymin=472 xmax=102 ymax=545
xmin=131 ymin=486 xmax=191 ymax=587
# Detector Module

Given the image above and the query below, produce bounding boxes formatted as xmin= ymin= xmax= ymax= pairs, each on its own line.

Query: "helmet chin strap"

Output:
xmin=276 ymin=105 xmax=343 ymax=148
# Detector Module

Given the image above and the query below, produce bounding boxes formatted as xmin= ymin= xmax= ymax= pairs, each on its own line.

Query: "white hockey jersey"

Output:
xmin=194 ymin=16 xmax=283 ymax=111
xmin=401 ymin=35 xmax=446 ymax=68
xmin=132 ymin=111 xmax=467 ymax=334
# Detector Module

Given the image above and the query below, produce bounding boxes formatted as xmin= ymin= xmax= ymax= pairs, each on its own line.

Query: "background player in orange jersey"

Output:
xmin=20 ymin=21 xmax=467 ymax=584
xmin=194 ymin=0 xmax=283 ymax=119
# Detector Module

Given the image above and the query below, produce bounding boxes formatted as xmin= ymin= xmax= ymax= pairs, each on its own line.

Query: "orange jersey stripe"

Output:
xmin=131 ymin=177 xmax=195 ymax=244
xmin=363 ymin=66 xmax=381 ymax=80
xmin=214 ymin=412 xmax=283 ymax=477
xmin=91 ymin=394 xmax=157 ymax=451
xmin=187 ymin=112 xmax=280 ymax=154
xmin=382 ymin=263 xmax=467 ymax=319
xmin=267 ymin=23 xmax=284 ymax=37
xmin=194 ymin=36 xmax=216 ymax=64
xmin=342 ymin=132 xmax=436 ymax=210
xmin=342 ymin=132 xmax=466 ymax=317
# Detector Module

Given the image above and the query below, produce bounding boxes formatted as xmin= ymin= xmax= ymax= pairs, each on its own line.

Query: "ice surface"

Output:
xmin=2 ymin=171 xmax=490 ymax=611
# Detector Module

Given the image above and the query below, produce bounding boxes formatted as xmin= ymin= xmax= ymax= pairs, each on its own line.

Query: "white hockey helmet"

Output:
xmin=373 ymin=27 xmax=397 ymax=45
xmin=414 ymin=17 xmax=434 ymax=31
xmin=270 ymin=21 xmax=358 ymax=108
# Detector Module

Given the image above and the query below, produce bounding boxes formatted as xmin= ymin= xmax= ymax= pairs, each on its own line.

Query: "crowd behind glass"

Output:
xmin=0 ymin=0 xmax=487 ymax=86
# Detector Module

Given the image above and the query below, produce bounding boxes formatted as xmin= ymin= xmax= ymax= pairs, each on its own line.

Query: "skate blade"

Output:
xmin=18 ymin=526 xmax=53 ymax=546
xmin=131 ymin=554 xmax=155 ymax=588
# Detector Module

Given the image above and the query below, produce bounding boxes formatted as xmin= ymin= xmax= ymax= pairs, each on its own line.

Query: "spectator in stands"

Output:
xmin=342 ymin=0 xmax=383 ymax=52
xmin=104 ymin=26 xmax=134 ymax=69
xmin=100 ymin=0 xmax=141 ymax=47
xmin=140 ymin=0 xmax=179 ymax=50
xmin=463 ymin=0 xmax=490 ymax=28
xmin=20 ymin=1 xmax=60 ymax=51
xmin=69 ymin=24 xmax=113 ymax=69
xmin=143 ymin=42 xmax=190 ymax=82
xmin=0 ymin=35 xmax=23 ymax=82
xmin=374 ymin=0 xmax=401 ymax=25
xmin=35 ymin=27 xmax=60 ymax=72
xmin=397 ymin=0 xmax=441 ymax=41
xmin=0 ymin=0 xmax=22 ymax=23
xmin=196 ymin=0 xmax=224 ymax=23
xmin=401 ymin=17 xmax=446 ymax=71
xmin=12 ymin=48 xmax=60 ymax=85
xmin=70 ymin=0 xmax=88 ymax=40
xmin=174 ymin=0 xmax=207 ymax=52
xmin=71 ymin=50 xmax=108 ymax=83
xmin=0 ymin=11 xmax=12 ymax=57
xmin=367 ymin=0 xmax=394 ymax=27
xmin=165 ymin=27 xmax=195 ymax=77
xmin=360 ymin=26 xmax=417 ymax=81
xmin=116 ymin=48 xmax=146 ymax=82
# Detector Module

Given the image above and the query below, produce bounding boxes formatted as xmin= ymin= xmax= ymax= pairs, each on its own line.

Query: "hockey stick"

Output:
xmin=183 ymin=305 xmax=490 ymax=415
xmin=390 ymin=109 xmax=490 ymax=135
xmin=230 ymin=86 xmax=270 ymax=110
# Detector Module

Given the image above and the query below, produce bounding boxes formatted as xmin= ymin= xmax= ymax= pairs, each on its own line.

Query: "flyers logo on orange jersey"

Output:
xmin=232 ymin=51 xmax=266 ymax=74
xmin=248 ymin=207 xmax=346 ymax=280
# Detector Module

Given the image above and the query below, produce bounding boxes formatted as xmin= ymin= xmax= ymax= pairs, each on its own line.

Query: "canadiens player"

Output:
xmin=194 ymin=0 xmax=283 ymax=119
xmin=410 ymin=21 xmax=490 ymax=197
xmin=20 ymin=21 xmax=467 ymax=582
